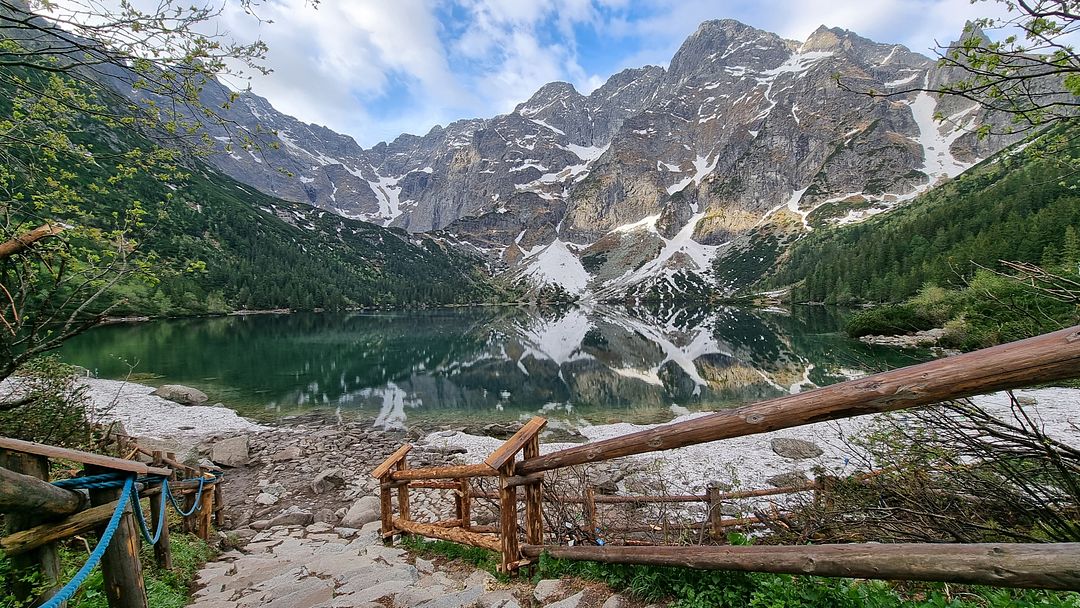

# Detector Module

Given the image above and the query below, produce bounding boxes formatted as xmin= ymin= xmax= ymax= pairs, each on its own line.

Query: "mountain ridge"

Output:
xmin=145 ymin=18 xmax=1026 ymax=302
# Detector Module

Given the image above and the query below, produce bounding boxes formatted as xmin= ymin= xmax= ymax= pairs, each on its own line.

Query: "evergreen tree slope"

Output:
xmin=767 ymin=129 xmax=1080 ymax=304
xmin=123 ymin=168 xmax=503 ymax=315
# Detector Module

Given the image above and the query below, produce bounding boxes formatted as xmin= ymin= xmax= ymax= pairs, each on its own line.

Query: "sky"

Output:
xmin=214 ymin=0 xmax=1006 ymax=148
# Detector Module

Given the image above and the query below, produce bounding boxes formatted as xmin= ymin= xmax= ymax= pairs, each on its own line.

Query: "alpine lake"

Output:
xmin=58 ymin=305 xmax=931 ymax=432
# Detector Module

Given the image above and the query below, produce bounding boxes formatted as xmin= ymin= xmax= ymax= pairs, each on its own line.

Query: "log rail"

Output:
xmin=0 ymin=435 xmax=229 ymax=608
xmin=371 ymin=324 xmax=1080 ymax=588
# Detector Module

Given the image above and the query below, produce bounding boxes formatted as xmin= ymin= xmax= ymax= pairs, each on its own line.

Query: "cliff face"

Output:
xmin=158 ymin=20 xmax=1023 ymax=301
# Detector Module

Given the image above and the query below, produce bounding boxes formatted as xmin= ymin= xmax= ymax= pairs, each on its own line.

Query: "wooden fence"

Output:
xmin=372 ymin=324 xmax=1080 ymax=589
xmin=0 ymin=436 xmax=225 ymax=608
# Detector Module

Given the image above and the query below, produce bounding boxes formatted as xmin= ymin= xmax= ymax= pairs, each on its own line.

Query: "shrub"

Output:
xmin=845 ymin=304 xmax=938 ymax=338
xmin=0 ymin=355 xmax=96 ymax=448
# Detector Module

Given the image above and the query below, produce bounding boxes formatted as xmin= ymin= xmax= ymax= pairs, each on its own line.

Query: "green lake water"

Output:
xmin=57 ymin=305 xmax=929 ymax=429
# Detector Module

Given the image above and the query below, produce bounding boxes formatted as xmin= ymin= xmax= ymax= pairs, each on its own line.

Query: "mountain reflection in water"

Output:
xmin=58 ymin=305 xmax=927 ymax=429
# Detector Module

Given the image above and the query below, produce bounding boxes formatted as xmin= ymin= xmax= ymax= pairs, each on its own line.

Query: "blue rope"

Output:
xmin=167 ymin=475 xmax=205 ymax=516
xmin=40 ymin=476 xmax=134 ymax=608
xmin=52 ymin=473 xmax=130 ymax=490
xmin=129 ymin=477 xmax=168 ymax=545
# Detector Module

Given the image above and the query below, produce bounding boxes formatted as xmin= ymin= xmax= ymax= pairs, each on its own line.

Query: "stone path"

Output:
xmin=188 ymin=521 xmax=637 ymax=608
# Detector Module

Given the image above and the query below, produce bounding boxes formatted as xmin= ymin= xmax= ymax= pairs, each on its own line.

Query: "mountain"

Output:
xmin=137 ymin=19 xmax=1027 ymax=302
xmin=766 ymin=124 xmax=1080 ymax=304
xmin=0 ymin=3 xmax=503 ymax=315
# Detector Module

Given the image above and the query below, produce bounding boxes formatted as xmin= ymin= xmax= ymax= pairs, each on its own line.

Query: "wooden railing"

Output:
xmin=372 ymin=324 xmax=1080 ymax=589
xmin=0 ymin=436 xmax=226 ymax=608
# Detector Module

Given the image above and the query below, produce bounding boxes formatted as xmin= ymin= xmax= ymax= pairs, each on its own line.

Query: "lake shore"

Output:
xmin=73 ymin=377 xmax=1080 ymax=514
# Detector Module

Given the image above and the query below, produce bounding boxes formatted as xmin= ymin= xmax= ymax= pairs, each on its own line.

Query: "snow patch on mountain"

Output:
xmin=521 ymin=239 xmax=591 ymax=295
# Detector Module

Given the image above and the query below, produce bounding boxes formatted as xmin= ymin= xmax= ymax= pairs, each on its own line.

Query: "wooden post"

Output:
xmin=0 ymin=450 xmax=63 ymax=606
xmin=707 ymin=485 xmax=723 ymax=541
xmin=165 ymin=452 xmax=177 ymax=481
xmin=523 ymin=435 xmax=543 ymax=547
xmin=396 ymin=457 xmax=411 ymax=526
xmin=380 ymin=474 xmax=394 ymax=546
xmin=85 ymin=465 xmax=148 ymax=608
xmin=584 ymin=487 xmax=597 ymax=542
xmin=150 ymin=452 xmax=172 ymax=570
xmin=214 ymin=477 xmax=226 ymax=527
xmin=498 ymin=459 xmax=520 ymax=573
xmin=181 ymin=481 xmax=197 ymax=534
xmin=456 ymin=479 xmax=471 ymax=531
xmin=197 ymin=468 xmax=214 ymax=541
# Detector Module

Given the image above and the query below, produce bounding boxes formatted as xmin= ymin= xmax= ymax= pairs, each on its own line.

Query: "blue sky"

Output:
xmin=217 ymin=0 xmax=1005 ymax=148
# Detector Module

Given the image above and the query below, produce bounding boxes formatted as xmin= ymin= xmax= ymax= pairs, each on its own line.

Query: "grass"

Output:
xmin=398 ymin=535 xmax=1080 ymax=608
xmin=400 ymin=535 xmax=508 ymax=581
xmin=1 ymin=532 xmax=214 ymax=608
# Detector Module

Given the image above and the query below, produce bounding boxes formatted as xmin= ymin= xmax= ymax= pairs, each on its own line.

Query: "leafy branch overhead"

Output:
xmin=0 ymin=0 xmax=276 ymax=379
xmin=843 ymin=0 xmax=1080 ymax=134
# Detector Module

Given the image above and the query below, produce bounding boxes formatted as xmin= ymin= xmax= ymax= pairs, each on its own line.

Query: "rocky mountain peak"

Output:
xmin=515 ymin=81 xmax=583 ymax=117
xmin=668 ymin=19 xmax=788 ymax=78
xmin=149 ymin=17 xmax=1028 ymax=303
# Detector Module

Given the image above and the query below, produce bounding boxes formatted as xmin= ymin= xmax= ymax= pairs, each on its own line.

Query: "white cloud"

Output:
xmin=211 ymin=0 xmax=1009 ymax=146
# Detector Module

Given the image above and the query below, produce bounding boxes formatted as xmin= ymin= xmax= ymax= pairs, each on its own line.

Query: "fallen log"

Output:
xmin=520 ymin=543 xmax=1080 ymax=590
xmin=392 ymin=518 xmax=501 ymax=552
xmin=518 ymin=325 xmax=1080 ymax=475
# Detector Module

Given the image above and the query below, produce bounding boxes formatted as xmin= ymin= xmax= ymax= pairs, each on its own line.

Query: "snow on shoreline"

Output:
xmin=80 ymin=378 xmax=267 ymax=441
xmin=422 ymin=388 xmax=1080 ymax=497
xmin=5 ymin=373 xmax=1075 ymax=500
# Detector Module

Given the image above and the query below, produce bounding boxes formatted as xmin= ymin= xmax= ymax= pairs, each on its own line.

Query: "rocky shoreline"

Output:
xmin=66 ymin=377 xmax=1080 ymax=607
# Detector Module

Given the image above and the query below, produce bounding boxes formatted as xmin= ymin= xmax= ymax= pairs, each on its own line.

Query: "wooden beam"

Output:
xmin=392 ymin=518 xmax=501 ymax=552
xmin=371 ymin=444 xmax=412 ymax=479
xmin=0 ymin=465 xmax=85 ymax=516
xmin=389 ymin=462 xmax=497 ymax=481
xmin=520 ymin=543 xmax=1080 ymax=590
xmin=0 ymin=437 xmax=170 ymax=477
xmin=1 ymin=501 xmax=128 ymax=555
xmin=409 ymin=481 xmax=459 ymax=490
xmin=504 ymin=472 xmax=544 ymax=488
xmin=518 ymin=325 xmax=1080 ymax=475
xmin=429 ymin=518 xmax=464 ymax=528
xmin=484 ymin=416 xmax=547 ymax=471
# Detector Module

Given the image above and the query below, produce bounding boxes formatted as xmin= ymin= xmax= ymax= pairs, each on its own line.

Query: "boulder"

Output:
xmin=479 ymin=590 xmax=521 ymax=608
xmin=415 ymin=557 xmax=435 ymax=575
xmin=211 ymin=435 xmax=250 ymax=467
xmin=255 ymin=493 xmax=280 ymax=506
xmin=766 ymin=470 xmax=810 ymax=488
xmin=533 ymin=580 xmax=566 ymax=603
xmin=311 ymin=468 xmax=345 ymax=494
xmin=770 ymin=437 xmax=824 ymax=459
xmin=268 ymin=507 xmax=314 ymax=528
xmin=151 ymin=384 xmax=209 ymax=406
xmin=340 ymin=496 xmax=380 ymax=528
xmin=272 ymin=445 xmax=302 ymax=462
xmin=314 ymin=508 xmax=338 ymax=524
xmin=546 ymin=590 xmax=586 ymax=608
xmin=601 ymin=594 xmax=630 ymax=608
